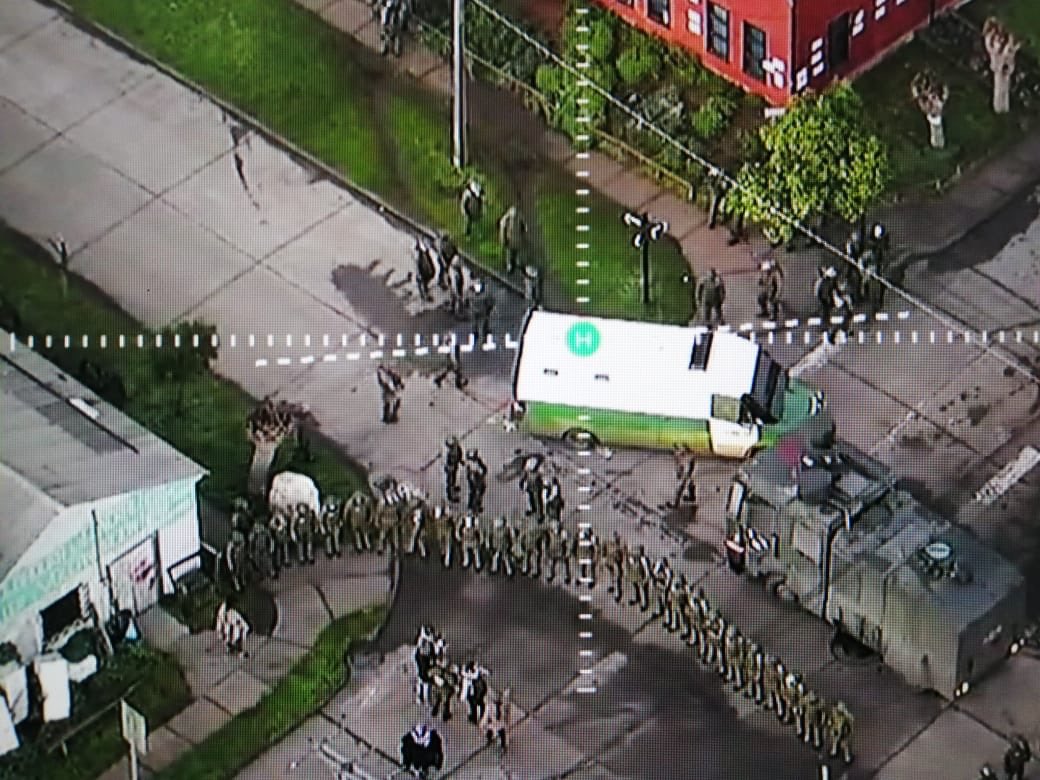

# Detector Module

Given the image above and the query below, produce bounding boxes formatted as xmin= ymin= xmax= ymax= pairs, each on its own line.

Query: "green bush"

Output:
xmin=692 ymin=94 xmax=738 ymax=141
xmin=617 ymin=42 xmax=662 ymax=86
xmin=58 ymin=630 xmax=97 ymax=664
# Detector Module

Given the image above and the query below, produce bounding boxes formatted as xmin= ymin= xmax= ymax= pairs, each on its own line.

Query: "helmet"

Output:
xmin=472 ymin=279 xmax=484 ymax=294
xmin=872 ymin=222 xmax=886 ymax=239
xmin=980 ymin=766 xmax=997 ymax=779
xmin=467 ymin=449 xmax=479 ymax=459
xmin=469 ymin=180 xmax=483 ymax=196
xmin=494 ymin=515 xmax=506 ymax=528
xmin=760 ymin=260 xmax=774 ymax=271
xmin=823 ymin=266 xmax=838 ymax=279
xmin=446 ymin=436 xmax=458 ymax=447
xmin=849 ymin=229 xmax=862 ymax=243
xmin=232 ymin=497 xmax=249 ymax=511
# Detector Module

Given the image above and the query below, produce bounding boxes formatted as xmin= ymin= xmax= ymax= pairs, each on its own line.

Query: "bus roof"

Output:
xmin=513 ymin=311 xmax=763 ymax=420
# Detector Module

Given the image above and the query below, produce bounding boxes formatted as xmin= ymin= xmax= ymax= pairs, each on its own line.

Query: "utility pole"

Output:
xmin=452 ymin=0 xmax=468 ymax=169
xmin=623 ymin=211 xmax=668 ymax=305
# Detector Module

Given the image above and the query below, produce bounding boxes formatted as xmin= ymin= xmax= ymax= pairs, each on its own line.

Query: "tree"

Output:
xmin=911 ymin=70 xmax=950 ymax=149
xmin=726 ymin=83 xmax=891 ymax=245
xmin=245 ymin=397 xmax=313 ymax=496
xmin=150 ymin=321 xmax=218 ymax=415
xmin=983 ymin=17 xmax=1021 ymax=115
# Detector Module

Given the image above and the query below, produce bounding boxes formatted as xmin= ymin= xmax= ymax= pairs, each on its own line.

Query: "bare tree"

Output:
xmin=983 ymin=17 xmax=1021 ymax=115
xmin=911 ymin=71 xmax=950 ymax=150
xmin=245 ymin=397 xmax=313 ymax=496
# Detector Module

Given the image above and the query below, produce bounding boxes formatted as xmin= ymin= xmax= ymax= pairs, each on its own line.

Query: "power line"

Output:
xmin=449 ymin=0 xmax=1040 ymax=386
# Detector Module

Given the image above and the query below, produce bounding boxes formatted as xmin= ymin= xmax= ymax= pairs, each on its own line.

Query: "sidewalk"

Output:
xmin=96 ymin=553 xmax=395 ymax=780
xmin=306 ymin=0 xmax=1040 ymax=323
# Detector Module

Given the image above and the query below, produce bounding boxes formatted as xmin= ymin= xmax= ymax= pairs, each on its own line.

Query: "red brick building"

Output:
xmin=593 ymin=0 xmax=967 ymax=106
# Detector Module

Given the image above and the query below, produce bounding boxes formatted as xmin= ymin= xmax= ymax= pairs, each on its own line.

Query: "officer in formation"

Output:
xmin=374 ymin=492 xmax=400 ymax=556
xmin=376 ymin=363 xmax=404 ymax=424
xmin=542 ymin=474 xmax=564 ymax=524
xmin=460 ymin=179 xmax=484 ymax=237
xmin=247 ymin=512 xmax=277 ymax=581
xmin=575 ymin=526 xmax=599 ymax=589
xmin=435 ymin=232 xmax=458 ymax=290
xmin=269 ymin=509 xmax=292 ymax=573
xmin=1005 ymin=734 xmax=1033 ymax=780
xmin=293 ymin=503 xmax=318 ymax=565
xmin=435 ymin=503 xmax=457 ymax=569
xmin=457 ymin=511 xmax=483 ymax=571
xmin=650 ymin=556 xmax=673 ymax=620
xmin=468 ymin=279 xmax=494 ymax=344
xmin=413 ymin=237 xmax=436 ymax=304
xmin=498 ymin=205 xmax=527 ymax=274
xmin=695 ymin=268 xmax=726 ymax=326
xmin=603 ymin=531 xmax=628 ymax=603
xmin=224 ymin=521 xmax=248 ymax=592
xmin=443 ymin=436 xmax=464 ymax=503
xmin=521 ymin=516 xmax=547 ymax=577
xmin=544 ymin=520 xmax=573 ymax=585
xmin=345 ymin=489 xmax=374 ymax=552
xmin=319 ymin=497 xmax=343 ymax=559
xmin=756 ymin=259 xmax=784 ymax=321
xmin=626 ymin=544 xmax=652 ymax=611
xmin=446 ymin=252 xmax=468 ymax=317
xmin=520 ymin=458 xmax=546 ymax=522
xmin=488 ymin=515 xmax=519 ymax=577
xmin=465 ymin=449 xmax=487 ymax=514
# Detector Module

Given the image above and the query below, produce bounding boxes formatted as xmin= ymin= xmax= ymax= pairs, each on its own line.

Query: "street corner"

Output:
xmin=0 ymin=133 xmax=154 ymax=256
xmin=808 ymin=654 xmax=944 ymax=777
xmin=958 ymin=653 xmax=1040 ymax=746
xmin=162 ymin=141 xmax=350 ymax=262
xmin=272 ymin=584 xmax=333 ymax=647
xmin=73 ymin=196 xmax=256 ymax=330
xmin=235 ymin=712 xmax=344 ymax=780
xmin=318 ymin=573 xmax=394 ymax=621
xmin=874 ymin=707 xmax=1007 ymax=780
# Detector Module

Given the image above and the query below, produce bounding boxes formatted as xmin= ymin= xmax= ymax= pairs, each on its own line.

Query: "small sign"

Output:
xmin=566 ymin=322 xmax=601 ymax=357
xmin=120 ymin=700 xmax=148 ymax=755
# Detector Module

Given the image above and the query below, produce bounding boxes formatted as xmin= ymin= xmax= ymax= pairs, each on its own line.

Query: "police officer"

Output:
xmin=436 ymin=232 xmax=457 ymax=290
xmin=670 ymin=445 xmax=697 ymax=511
xmin=829 ymin=277 xmax=855 ymax=340
xmin=465 ymin=448 xmax=487 ymax=514
xmin=376 ymin=494 xmax=401 ymax=555
xmin=1005 ymin=734 xmax=1032 ymax=780
xmin=318 ymin=497 xmax=340 ymax=559
xmin=439 ymin=663 xmax=460 ymax=721
xmin=543 ymin=474 xmax=564 ymax=524
xmin=413 ymin=238 xmax=436 ymax=303
xmin=520 ymin=459 xmax=545 ymax=522
xmin=665 ymin=571 xmax=686 ymax=632
xmin=650 ymin=557 xmax=673 ymax=620
xmin=446 ymin=256 xmax=467 ymax=317
xmin=702 ymin=609 xmax=725 ymax=667
xmin=680 ymin=584 xmax=703 ymax=648
xmin=414 ymin=626 xmax=437 ymax=704
xmin=376 ymin=364 xmax=404 ymax=424
xmin=293 ymin=503 xmax=317 ymax=565
xmin=542 ymin=520 xmax=571 ymax=585
xmin=861 ymin=246 xmax=886 ymax=316
xmin=457 ymin=511 xmax=483 ymax=570
xmin=756 ymin=259 xmax=784 ymax=321
xmin=706 ymin=168 xmax=729 ymax=231
xmin=575 ymin=526 xmax=599 ymax=589
xmin=225 ymin=525 xmax=248 ymax=591
xmin=520 ymin=516 xmax=547 ymax=577
xmin=460 ymin=179 xmax=484 ymax=237
xmin=826 ymin=700 xmax=855 ymax=765
xmin=626 ymin=545 xmax=651 ymax=611
xmin=230 ymin=497 xmax=252 ymax=536
xmin=815 ymin=265 xmax=839 ymax=322
xmin=696 ymin=268 xmax=725 ymax=326
xmin=469 ymin=279 xmax=494 ymax=344
xmin=868 ymin=222 xmax=890 ymax=270
xmin=603 ymin=531 xmax=628 ymax=603
xmin=788 ymin=675 xmax=808 ymax=732
xmin=345 ymin=490 xmax=374 ymax=552
xmin=720 ymin=625 xmax=744 ymax=688
xmin=460 ymin=661 xmax=490 ymax=725
xmin=523 ymin=264 xmax=542 ymax=306
xmin=269 ymin=509 xmax=292 ymax=573
xmin=378 ymin=0 xmax=404 ymax=57
xmin=443 ymin=436 xmax=463 ymax=503
xmin=407 ymin=499 xmax=430 ymax=557
xmin=763 ymin=655 xmax=786 ymax=717
xmin=489 ymin=515 xmax=518 ymax=576
xmin=978 ymin=765 xmax=998 ymax=780
xmin=427 ymin=664 xmax=449 ymax=721
xmin=744 ymin=642 xmax=765 ymax=703
xmin=247 ymin=513 xmax=276 ymax=580
xmin=498 ymin=205 xmax=527 ymax=273
xmin=801 ymin=688 xmax=825 ymax=748
xmin=435 ymin=503 xmax=457 ymax=569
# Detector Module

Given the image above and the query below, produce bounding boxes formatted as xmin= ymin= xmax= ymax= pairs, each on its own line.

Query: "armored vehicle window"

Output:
xmin=690 ymin=333 xmax=713 ymax=369
xmin=727 ymin=481 xmax=746 ymax=517
xmin=792 ymin=523 xmax=821 ymax=565
xmin=711 ymin=394 xmax=741 ymax=423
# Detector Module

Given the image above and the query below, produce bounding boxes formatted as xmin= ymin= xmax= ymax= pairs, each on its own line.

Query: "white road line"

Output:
xmin=790 ymin=339 xmax=842 ymax=378
xmin=973 ymin=446 xmax=1040 ymax=506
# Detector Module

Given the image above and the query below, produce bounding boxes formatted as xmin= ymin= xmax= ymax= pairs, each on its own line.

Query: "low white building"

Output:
xmin=0 ymin=331 xmax=207 ymax=663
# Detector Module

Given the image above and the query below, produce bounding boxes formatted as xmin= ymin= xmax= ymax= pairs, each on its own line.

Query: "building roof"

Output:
xmin=514 ymin=311 xmax=763 ymax=419
xmin=1 ymin=330 xmax=207 ymax=581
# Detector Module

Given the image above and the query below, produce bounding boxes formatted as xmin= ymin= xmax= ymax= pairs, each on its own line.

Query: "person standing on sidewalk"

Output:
xmin=498 ymin=205 xmax=527 ymax=274
xmin=413 ymin=238 xmax=436 ymax=304
xmin=376 ymin=363 xmax=404 ymax=423
xmin=460 ymin=179 xmax=484 ymax=237
xmin=756 ymin=260 xmax=784 ymax=321
xmin=435 ymin=232 xmax=457 ymax=290
xmin=696 ymin=268 xmax=725 ymax=326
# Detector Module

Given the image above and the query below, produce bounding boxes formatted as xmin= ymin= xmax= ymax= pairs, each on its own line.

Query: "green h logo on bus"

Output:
xmin=567 ymin=322 xmax=600 ymax=357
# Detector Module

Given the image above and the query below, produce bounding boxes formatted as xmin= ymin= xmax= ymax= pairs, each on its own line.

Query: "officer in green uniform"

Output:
xmin=744 ymin=641 xmax=764 ymax=703
xmin=319 ymin=497 xmax=342 ymax=558
xmin=827 ymin=700 xmax=854 ymax=765
xmin=248 ymin=516 xmax=276 ymax=581
xmin=293 ymin=503 xmax=317 ymax=565
xmin=345 ymin=490 xmax=374 ymax=552
xmin=435 ymin=504 xmax=457 ymax=568
xmin=521 ymin=517 xmax=547 ymax=577
xmin=602 ymin=532 xmax=627 ymax=603
xmin=489 ymin=515 xmax=517 ymax=576
xmin=575 ymin=526 xmax=599 ymax=589
xmin=269 ymin=510 xmax=292 ymax=573
xmin=457 ymin=511 xmax=483 ymax=570
xmin=626 ymin=545 xmax=651 ymax=611
xmin=545 ymin=520 xmax=572 ymax=585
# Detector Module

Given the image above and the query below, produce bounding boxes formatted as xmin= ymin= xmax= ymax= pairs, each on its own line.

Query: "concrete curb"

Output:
xmin=35 ymin=0 xmax=527 ymax=300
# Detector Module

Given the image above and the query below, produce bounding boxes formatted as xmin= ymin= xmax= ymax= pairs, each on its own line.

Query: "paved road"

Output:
xmin=4 ymin=2 xmax=1040 ymax=779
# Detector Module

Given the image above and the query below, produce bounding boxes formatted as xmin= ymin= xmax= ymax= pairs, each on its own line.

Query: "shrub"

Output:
xmin=617 ymin=42 xmax=662 ymax=86
xmin=692 ymin=94 xmax=738 ymax=141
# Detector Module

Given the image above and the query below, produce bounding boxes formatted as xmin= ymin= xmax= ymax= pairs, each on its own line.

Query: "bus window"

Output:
xmin=711 ymin=394 xmax=741 ymax=423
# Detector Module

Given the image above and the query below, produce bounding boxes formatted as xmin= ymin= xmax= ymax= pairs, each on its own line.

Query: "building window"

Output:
xmin=828 ymin=13 xmax=851 ymax=70
xmin=707 ymin=3 xmax=730 ymax=61
xmin=743 ymin=22 xmax=766 ymax=81
xmin=648 ymin=0 xmax=670 ymax=26
xmin=41 ymin=588 xmax=83 ymax=641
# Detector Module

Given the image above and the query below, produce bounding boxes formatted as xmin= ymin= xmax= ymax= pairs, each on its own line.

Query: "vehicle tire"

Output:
xmin=562 ymin=428 xmax=598 ymax=451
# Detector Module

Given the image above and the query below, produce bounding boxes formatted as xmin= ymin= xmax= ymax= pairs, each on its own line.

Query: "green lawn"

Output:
xmin=536 ymin=184 xmax=693 ymax=324
xmin=0 ymin=225 xmax=368 ymax=511
xmin=0 ymin=645 xmax=191 ymax=780
xmin=152 ymin=606 xmax=385 ymax=780
xmin=964 ymin=0 xmax=1040 ymax=53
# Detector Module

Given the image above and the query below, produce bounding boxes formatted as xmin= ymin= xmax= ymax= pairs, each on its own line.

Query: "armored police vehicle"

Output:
xmin=511 ymin=311 xmax=826 ymax=458
xmin=724 ymin=419 xmax=1027 ymax=699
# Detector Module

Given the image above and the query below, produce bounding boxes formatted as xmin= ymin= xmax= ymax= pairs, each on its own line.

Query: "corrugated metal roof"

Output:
xmin=514 ymin=312 xmax=762 ymax=419
xmin=0 ymin=330 xmax=207 ymax=581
